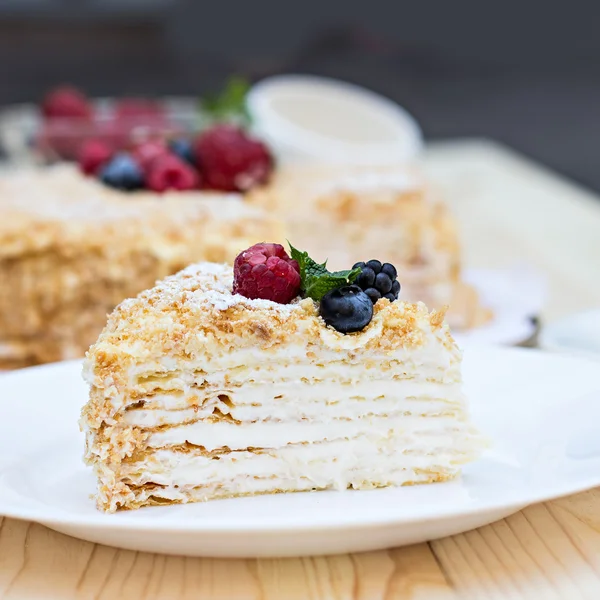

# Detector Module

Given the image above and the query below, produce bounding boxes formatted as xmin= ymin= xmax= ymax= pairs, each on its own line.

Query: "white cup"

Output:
xmin=246 ymin=75 xmax=423 ymax=166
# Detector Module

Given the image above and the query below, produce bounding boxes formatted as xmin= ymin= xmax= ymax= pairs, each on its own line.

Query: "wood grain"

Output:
xmin=424 ymin=140 xmax=600 ymax=321
xmin=2 ymin=140 xmax=600 ymax=599
xmin=0 ymin=519 xmax=455 ymax=599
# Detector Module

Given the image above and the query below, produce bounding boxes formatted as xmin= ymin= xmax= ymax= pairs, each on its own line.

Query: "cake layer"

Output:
xmin=122 ymin=381 xmax=464 ymax=426
xmin=129 ymin=357 xmax=460 ymax=391
xmin=95 ymin=432 xmax=473 ymax=511
xmin=145 ymin=411 xmax=471 ymax=450
xmin=102 ymin=467 xmax=452 ymax=511
xmin=120 ymin=431 xmax=478 ymax=488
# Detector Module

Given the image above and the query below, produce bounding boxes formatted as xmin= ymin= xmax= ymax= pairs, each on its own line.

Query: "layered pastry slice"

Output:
xmin=0 ymin=164 xmax=281 ymax=368
xmin=81 ymin=243 xmax=483 ymax=512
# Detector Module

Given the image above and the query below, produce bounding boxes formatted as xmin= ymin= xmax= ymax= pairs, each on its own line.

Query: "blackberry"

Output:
xmin=319 ymin=285 xmax=373 ymax=333
xmin=353 ymin=260 xmax=401 ymax=304
xmin=364 ymin=287 xmax=381 ymax=304
xmin=366 ymin=259 xmax=382 ymax=273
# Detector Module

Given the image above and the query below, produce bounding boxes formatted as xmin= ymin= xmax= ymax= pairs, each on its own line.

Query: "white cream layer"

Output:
xmin=132 ymin=358 xmax=461 ymax=394
xmin=121 ymin=432 xmax=478 ymax=489
xmin=123 ymin=380 xmax=464 ymax=427
xmin=146 ymin=413 xmax=471 ymax=451
xmin=123 ymin=468 xmax=440 ymax=505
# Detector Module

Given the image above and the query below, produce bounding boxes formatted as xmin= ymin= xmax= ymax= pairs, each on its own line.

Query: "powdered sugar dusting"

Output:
xmin=140 ymin=262 xmax=299 ymax=316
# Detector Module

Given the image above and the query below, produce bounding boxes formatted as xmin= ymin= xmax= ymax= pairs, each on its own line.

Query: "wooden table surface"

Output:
xmin=2 ymin=139 xmax=600 ymax=600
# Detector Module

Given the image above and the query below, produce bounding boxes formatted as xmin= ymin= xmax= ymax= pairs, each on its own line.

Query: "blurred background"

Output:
xmin=0 ymin=0 xmax=599 ymax=188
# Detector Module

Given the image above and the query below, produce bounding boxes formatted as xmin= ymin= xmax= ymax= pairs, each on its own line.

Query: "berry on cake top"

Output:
xmin=42 ymin=86 xmax=92 ymax=120
xmin=319 ymin=285 xmax=373 ymax=334
xmin=233 ymin=243 xmax=301 ymax=304
xmin=232 ymin=242 xmax=401 ymax=334
xmin=353 ymin=260 xmax=401 ymax=303
xmin=77 ymin=125 xmax=273 ymax=194
xmin=38 ymin=79 xmax=273 ymax=194
xmin=196 ymin=125 xmax=272 ymax=191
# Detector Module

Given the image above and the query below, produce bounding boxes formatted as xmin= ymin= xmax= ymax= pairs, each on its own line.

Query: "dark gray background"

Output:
xmin=1 ymin=0 xmax=599 ymax=190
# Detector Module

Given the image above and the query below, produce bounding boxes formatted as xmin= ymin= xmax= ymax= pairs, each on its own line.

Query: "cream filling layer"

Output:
xmin=121 ymin=432 xmax=478 ymax=488
xmin=129 ymin=339 xmax=461 ymax=388
xmin=132 ymin=359 xmax=461 ymax=395
xmin=123 ymin=380 xmax=464 ymax=426
xmin=146 ymin=413 xmax=474 ymax=451
xmin=123 ymin=468 xmax=441 ymax=503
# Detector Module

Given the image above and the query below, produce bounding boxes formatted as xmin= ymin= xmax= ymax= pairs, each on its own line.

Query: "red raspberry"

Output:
xmin=41 ymin=86 xmax=92 ymax=120
xmin=146 ymin=154 xmax=200 ymax=192
xmin=131 ymin=140 xmax=170 ymax=172
xmin=195 ymin=125 xmax=273 ymax=192
xmin=233 ymin=243 xmax=301 ymax=304
xmin=78 ymin=139 xmax=113 ymax=175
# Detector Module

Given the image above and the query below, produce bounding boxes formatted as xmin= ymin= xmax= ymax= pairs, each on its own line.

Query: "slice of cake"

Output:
xmin=81 ymin=242 xmax=483 ymax=512
xmin=249 ymin=164 xmax=490 ymax=330
xmin=0 ymin=164 xmax=282 ymax=368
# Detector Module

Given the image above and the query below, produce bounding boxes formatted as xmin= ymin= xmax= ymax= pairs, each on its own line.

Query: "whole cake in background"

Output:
xmin=0 ymin=84 xmax=281 ymax=369
xmin=81 ymin=242 xmax=484 ymax=512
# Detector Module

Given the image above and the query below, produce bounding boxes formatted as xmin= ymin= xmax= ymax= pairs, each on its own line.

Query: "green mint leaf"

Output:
xmin=304 ymin=270 xmax=360 ymax=301
xmin=330 ymin=268 xmax=361 ymax=284
xmin=289 ymin=243 xmax=361 ymax=301
xmin=288 ymin=243 xmax=326 ymax=283
xmin=288 ymin=243 xmax=308 ymax=280
xmin=304 ymin=257 xmax=328 ymax=280
xmin=201 ymin=76 xmax=251 ymax=126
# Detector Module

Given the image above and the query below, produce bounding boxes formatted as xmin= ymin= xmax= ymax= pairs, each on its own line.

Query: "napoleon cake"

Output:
xmin=0 ymin=163 xmax=281 ymax=368
xmin=249 ymin=164 xmax=490 ymax=330
xmin=81 ymin=241 xmax=484 ymax=512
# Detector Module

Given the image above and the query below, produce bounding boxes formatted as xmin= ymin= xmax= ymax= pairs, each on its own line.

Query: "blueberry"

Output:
xmin=384 ymin=293 xmax=396 ymax=302
xmin=392 ymin=280 xmax=401 ymax=295
xmin=319 ymin=285 xmax=373 ymax=333
xmin=381 ymin=263 xmax=397 ymax=279
xmin=99 ymin=152 xmax=144 ymax=191
xmin=375 ymin=272 xmax=392 ymax=294
xmin=364 ymin=287 xmax=381 ymax=304
xmin=352 ymin=261 xmax=366 ymax=270
xmin=169 ymin=138 xmax=196 ymax=166
xmin=357 ymin=267 xmax=376 ymax=288
xmin=366 ymin=259 xmax=382 ymax=274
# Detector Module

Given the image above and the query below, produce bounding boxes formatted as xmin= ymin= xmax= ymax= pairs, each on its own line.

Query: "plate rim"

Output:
xmin=539 ymin=308 xmax=600 ymax=359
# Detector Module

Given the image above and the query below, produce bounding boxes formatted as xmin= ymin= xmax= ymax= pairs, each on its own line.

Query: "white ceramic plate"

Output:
xmin=539 ymin=309 xmax=600 ymax=359
xmin=454 ymin=266 xmax=546 ymax=347
xmin=1 ymin=347 xmax=600 ymax=558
